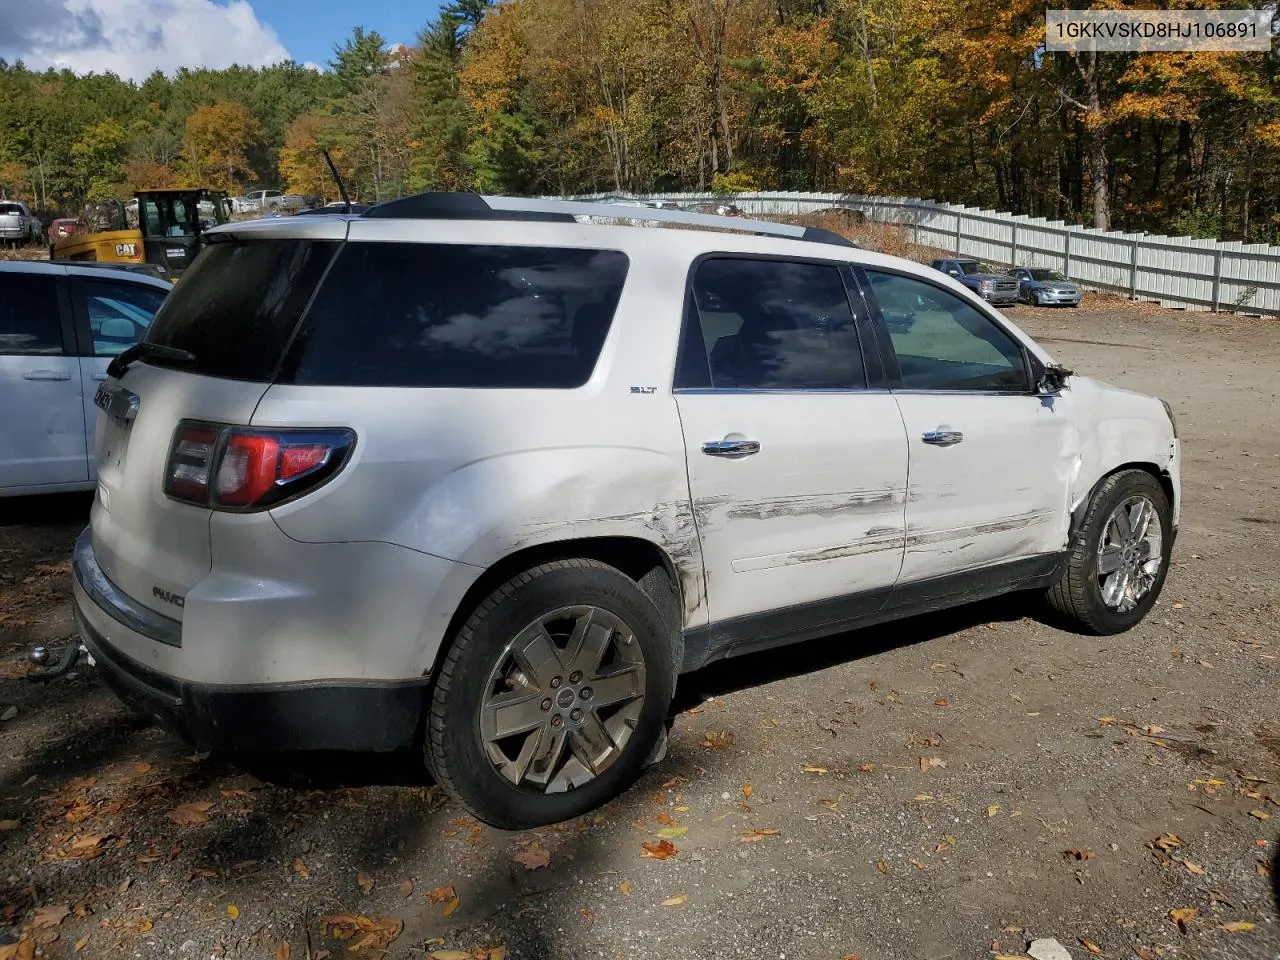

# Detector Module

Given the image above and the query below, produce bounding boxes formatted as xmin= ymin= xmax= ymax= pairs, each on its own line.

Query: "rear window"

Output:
xmin=279 ymin=242 xmax=629 ymax=388
xmin=0 ymin=203 xmax=23 ymax=216
xmin=144 ymin=238 xmax=338 ymax=380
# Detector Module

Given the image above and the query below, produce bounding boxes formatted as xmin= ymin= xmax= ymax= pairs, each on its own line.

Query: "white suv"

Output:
xmin=72 ymin=194 xmax=1180 ymax=828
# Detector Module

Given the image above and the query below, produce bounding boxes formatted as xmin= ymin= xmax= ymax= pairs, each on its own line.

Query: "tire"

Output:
xmin=425 ymin=559 xmax=676 ymax=829
xmin=1046 ymin=469 xmax=1173 ymax=635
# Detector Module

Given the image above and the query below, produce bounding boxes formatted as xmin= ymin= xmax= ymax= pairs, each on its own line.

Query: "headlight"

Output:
xmin=980 ymin=280 xmax=994 ymax=289
xmin=1160 ymin=398 xmax=1178 ymax=437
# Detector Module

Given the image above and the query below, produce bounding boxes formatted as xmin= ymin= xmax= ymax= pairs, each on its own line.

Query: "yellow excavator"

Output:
xmin=51 ymin=188 xmax=230 ymax=278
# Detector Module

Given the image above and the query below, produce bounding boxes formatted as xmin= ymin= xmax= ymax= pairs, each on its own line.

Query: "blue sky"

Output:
xmin=251 ymin=0 xmax=446 ymax=66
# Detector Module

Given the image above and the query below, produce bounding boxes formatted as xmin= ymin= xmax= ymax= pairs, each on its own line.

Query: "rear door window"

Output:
xmin=75 ymin=279 xmax=168 ymax=356
xmin=0 ymin=273 xmax=64 ymax=355
xmin=281 ymin=243 xmax=629 ymax=388
xmin=144 ymin=239 xmax=338 ymax=380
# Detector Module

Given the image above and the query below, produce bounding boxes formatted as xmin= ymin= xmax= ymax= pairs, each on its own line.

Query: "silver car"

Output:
xmin=0 ymin=261 xmax=170 ymax=496
xmin=0 ymin=200 xmax=41 ymax=244
xmin=1011 ymin=267 xmax=1082 ymax=307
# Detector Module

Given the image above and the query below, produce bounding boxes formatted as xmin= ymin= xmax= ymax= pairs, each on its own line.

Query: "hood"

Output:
xmin=968 ymin=273 xmax=1015 ymax=282
xmin=1028 ymin=278 xmax=1079 ymax=290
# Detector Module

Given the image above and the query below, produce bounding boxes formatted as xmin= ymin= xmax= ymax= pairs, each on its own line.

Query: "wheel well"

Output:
xmin=433 ymin=537 xmax=684 ymax=678
xmin=1072 ymin=462 xmax=1176 ymax=534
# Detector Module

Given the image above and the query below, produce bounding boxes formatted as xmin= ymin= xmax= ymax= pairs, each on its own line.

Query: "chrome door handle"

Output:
xmin=702 ymin=439 xmax=761 ymax=458
xmin=23 ymin=370 xmax=72 ymax=381
xmin=922 ymin=430 xmax=964 ymax=447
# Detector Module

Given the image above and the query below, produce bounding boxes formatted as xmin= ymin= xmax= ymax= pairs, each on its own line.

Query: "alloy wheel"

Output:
xmin=1096 ymin=495 xmax=1164 ymax=613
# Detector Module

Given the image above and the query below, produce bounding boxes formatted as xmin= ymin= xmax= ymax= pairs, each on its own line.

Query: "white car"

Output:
xmin=0 ymin=262 xmax=170 ymax=496
xmin=72 ymin=195 xmax=1179 ymax=828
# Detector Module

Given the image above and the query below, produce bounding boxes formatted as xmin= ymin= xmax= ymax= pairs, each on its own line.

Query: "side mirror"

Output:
xmin=1031 ymin=354 xmax=1073 ymax=393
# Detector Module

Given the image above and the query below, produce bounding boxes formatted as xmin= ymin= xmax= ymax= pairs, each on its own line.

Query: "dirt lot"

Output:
xmin=1 ymin=297 xmax=1277 ymax=960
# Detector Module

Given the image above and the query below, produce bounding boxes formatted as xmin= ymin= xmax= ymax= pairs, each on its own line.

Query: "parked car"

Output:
xmin=930 ymin=258 xmax=1019 ymax=305
xmin=50 ymin=217 xmax=85 ymax=242
xmin=0 ymin=261 xmax=170 ymax=496
xmin=685 ymin=200 xmax=743 ymax=217
xmin=1009 ymin=267 xmax=1082 ymax=307
xmin=0 ymin=200 xmax=42 ymax=245
xmin=74 ymin=193 xmax=1179 ymax=829
xmin=242 ymin=190 xmax=318 ymax=214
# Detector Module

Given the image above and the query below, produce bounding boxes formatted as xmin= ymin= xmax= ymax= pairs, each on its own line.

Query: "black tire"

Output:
xmin=1045 ymin=469 xmax=1173 ymax=634
xmin=425 ymin=559 xmax=676 ymax=829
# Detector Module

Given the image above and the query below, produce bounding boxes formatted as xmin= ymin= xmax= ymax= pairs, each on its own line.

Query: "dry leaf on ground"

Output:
xmin=428 ymin=885 xmax=457 ymax=904
xmin=514 ymin=840 xmax=550 ymax=871
xmin=858 ymin=763 xmax=875 ymax=773
xmin=739 ymin=828 xmax=781 ymax=842
xmin=1149 ymin=833 xmax=1182 ymax=853
xmin=226 ymin=904 xmax=240 ymax=920
xmin=166 ymin=801 xmax=213 ymax=827
xmin=1168 ymin=908 xmax=1199 ymax=933
xmin=399 ymin=880 xmax=414 ymax=898
xmin=987 ymin=805 xmax=1000 ymax=817
xmin=0 ymin=819 xmax=20 ymax=831
xmin=699 ymin=730 xmax=734 ymax=749
xmin=31 ymin=905 xmax=71 ymax=928
xmin=919 ymin=757 xmax=947 ymax=771
xmin=320 ymin=913 xmax=403 ymax=952
xmin=357 ymin=872 xmax=374 ymax=895
xmin=1079 ymin=938 xmax=1102 ymax=956
xmin=802 ymin=765 xmax=829 ymax=774
xmin=654 ymin=811 xmax=677 ymax=826
xmin=641 ymin=839 xmax=677 ymax=860
xmin=657 ymin=826 xmax=687 ymax=839
xmin=1248 ymin=808 xmax=1270 ymax=820
xmin=292 ymin=857 xmax=310 ymax=878
xmin=742 ymin=783 xmax=752 ymax=800
xmin=1062 ymin=849 xmax=1093 ymax=861
xmin=661 ymin=895 xmax=688 ymax=906
xmin=0 ymin=938 xmax=35 ymax=960
xmin=276 ymin=942 xmax=291 ymax=960
xmin=619 ymin=879 xmax=632 ymax=896
xmin=443 ymin=896 xmax=460 ymax=917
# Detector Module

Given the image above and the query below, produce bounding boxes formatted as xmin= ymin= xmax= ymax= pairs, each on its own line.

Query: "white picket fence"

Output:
xmin=576 ymin=191 xmax=1280 ymax=317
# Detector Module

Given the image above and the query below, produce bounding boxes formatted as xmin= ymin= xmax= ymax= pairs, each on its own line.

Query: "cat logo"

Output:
xmin=114 ymin=242 xmax=138 ymax=258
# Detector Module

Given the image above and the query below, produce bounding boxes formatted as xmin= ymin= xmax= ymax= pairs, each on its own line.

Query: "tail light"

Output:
xmin=165 ymin=421 xmax=354 ymax=510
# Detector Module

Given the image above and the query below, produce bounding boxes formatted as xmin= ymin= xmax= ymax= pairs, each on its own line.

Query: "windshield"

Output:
xmin=1030 ymin=269 xmax=1066 ymax=281
xmin=140 ymin=195 xmax=201 ymax=239
xmin=957 ymin=260 xmax=997 ymax=274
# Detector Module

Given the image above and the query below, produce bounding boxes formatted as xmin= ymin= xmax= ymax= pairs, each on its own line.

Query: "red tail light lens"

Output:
xmin=165 ymin=422 xmax=354 ymax=510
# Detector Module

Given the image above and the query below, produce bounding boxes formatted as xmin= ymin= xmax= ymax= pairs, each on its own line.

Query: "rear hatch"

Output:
xmin=91 ymin=228 xmax=342 ymax=618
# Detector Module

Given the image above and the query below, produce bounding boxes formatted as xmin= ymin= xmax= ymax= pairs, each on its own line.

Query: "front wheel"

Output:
xmin=425 ymin=559 xmax=675 ymax=828
xmin=1046 ymin=469 xmax=1173 ymax=634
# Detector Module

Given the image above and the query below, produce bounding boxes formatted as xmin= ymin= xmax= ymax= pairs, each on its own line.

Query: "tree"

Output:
xmin=279 ymin=112 xmax=352 ymax=200
xmin=70 ymin=119 xmax=127 ymax=199
xmin=180 ymin=102 xmax=262 ymax=191
xmin=331 ymin=27 xmax=392 ymax=94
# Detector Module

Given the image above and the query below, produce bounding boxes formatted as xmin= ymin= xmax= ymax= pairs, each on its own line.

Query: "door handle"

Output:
xmin=922 ymin=430 xmax=964 ymax=447
xmin=702 ymin=439 xmax=761 ymax=458
xmin=22 ymin=370 xmax=72 ymax=381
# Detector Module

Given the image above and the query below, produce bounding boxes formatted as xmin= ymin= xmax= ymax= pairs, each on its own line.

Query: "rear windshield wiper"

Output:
xmin=106 ymin=342 xmax=197 ymax=379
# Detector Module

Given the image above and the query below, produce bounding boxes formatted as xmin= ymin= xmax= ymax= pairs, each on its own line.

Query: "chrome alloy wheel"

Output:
xmin=479 ymin=605 xmax=646 ymax=794
xmin=1097 ymin=495 xmax=1164 ymax=613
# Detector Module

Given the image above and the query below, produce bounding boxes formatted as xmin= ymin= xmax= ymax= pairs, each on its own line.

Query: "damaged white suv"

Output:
xmin=73 ymin=194 xmax=1180 ymax=828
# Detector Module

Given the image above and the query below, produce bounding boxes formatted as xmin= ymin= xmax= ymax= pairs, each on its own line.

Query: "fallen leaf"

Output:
xmin=32 ymin=905 xmax=71 ymax=928
xmin=1221 ymin=921 xmax=1255 ymax=933
xmin=1168 ymin=907 xmax=1199 ymax=933
xmin=936 ymin=835 xmax=956 ymax=853
xmin=0 ymin=940 xmax=35 ymax=960
xmin=742 ymin=783 xmax=752 ymax=801
xmin=1248 ymin=808 xmax=1270 ymax=820
xmin=739 ymin=828 xmax=782 ymax=842
xmin=357 ymin=872 xmax=374 ymax=895
xmin=987 ymin=805 xmax=1000 ymax=817
xmin=875 ymin=860 xmax=888 ymax=874
xmin=399 ymin=880 xmax=414 ymax=899
xmin=226 ymin=904 xmax=240 ymax=920
xmin=1149 ymin=833 xmax=1182 ymax=853
xmin=487 ymin=948 xmax=507 ymax=960
xmin=442 ymin=896 xmax=460 ymax=917
xmin=427 ymin=885 xmax=457 ymax=904
xmin=514 ymin=841 xmax=551 ymax=871
xmin=1079 ymin=938 xmax=1102 ymax=956
xmin=641 ymin=839 xmax=677 ymax=860
xmin=919 ymin=757 xmax=947 ymax=771
xmin=219 ymin=789 xmax=248 ymax=798
xmin=657 ymin=826 xmax=688 ymax=839
xmin=698 ymin=730 xmax=734 ymax=750
xmin=934 ymin=697 xmax=950 ymax=706
xmin=166 ymin=801 xmax=214 ymax=827
xmin=428 ymin=953 xmax=471 ymax=960
xmin=661 ymin=895 xmax=688 ymax=906
xmin=276 ymin=942 xmax=291 ymax=960
xmin=0 ymin=820 xmax=20 ymax=831
xmin=74 ymin=935 xmax=90 ymax=953
xmin=1175 ymin=858 xmax=1205 ymax=876
xmin=292 ymin=857 xmax=310 ymax=878
xmin=117 ymin=878 xmax=131 ymax=894
xmin=1062 ymin=849 xmax=1094 ymax=861
xmin=858 ymin=763 xmax=875 ymax=773
xmin=321 ymin=913 xmax=402 ymax=952
xmin=654 ymin=811 xmax=677 ymax=826
xmin=619 ymin=879 xmax=632 ymax=896
xmin=802 ymin=765 xmax=829 ymax=774
xmin=1238 ymin=773 xmax=1270 ymax=784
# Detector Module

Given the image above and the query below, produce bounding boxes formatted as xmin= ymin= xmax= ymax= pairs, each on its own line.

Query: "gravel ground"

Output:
xmin=1 ymin=296 xmax=1277 ymax=960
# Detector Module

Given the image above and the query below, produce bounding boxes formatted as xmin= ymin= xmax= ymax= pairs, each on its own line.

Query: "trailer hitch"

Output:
xmin=26 ymin=640 xmax=88 ymax=681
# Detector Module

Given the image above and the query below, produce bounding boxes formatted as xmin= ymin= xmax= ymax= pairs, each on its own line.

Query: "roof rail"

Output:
xmin=361 ymin=192 xmax=856 ymax=248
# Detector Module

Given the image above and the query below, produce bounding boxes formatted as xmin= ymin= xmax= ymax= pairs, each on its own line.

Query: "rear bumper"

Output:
xmin=0 ymin=225 xmax=29 ymax=239
xmin=72 ymin=528 xmax=429 ymax=752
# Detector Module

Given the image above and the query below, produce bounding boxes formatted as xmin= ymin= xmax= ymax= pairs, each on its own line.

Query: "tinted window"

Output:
xmin=0 ymin=273 xmax=62 ymax=355
xmin=0 ymin=203 xmax=23 ymax=216
xmin=866 ymin=271 xmax=1028 ymax=392
xmin=282 ymin=243 xmax=629 ymax=388
xmin=146 ymin=239 xmax=337 ymax=380
xmin=79 ymin=279 xmax=168 ymax=356
xmin=677 ymin=258 xmax=864 ymax=390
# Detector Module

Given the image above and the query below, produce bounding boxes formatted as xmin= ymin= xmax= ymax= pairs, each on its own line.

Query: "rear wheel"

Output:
xmin=425 ymin=559 xmax=675 ymax=828
xmin=1046 ymin=469 xmax=1172 ymax=634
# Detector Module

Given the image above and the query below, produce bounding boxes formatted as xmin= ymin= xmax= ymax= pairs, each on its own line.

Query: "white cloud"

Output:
xmin=0 ymin=0 xmax=293 ymax=81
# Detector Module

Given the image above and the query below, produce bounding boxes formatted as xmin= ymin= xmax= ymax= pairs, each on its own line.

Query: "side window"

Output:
xmin=678 ymin=258 xmax=865 ymax=390
xmin=0 ymin=273 xmax=63 ymax=355
xmin=865 ymin=270 xmax=1029 ymax=392
xmin=79 ymin=280 xmax=167 ymax=356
